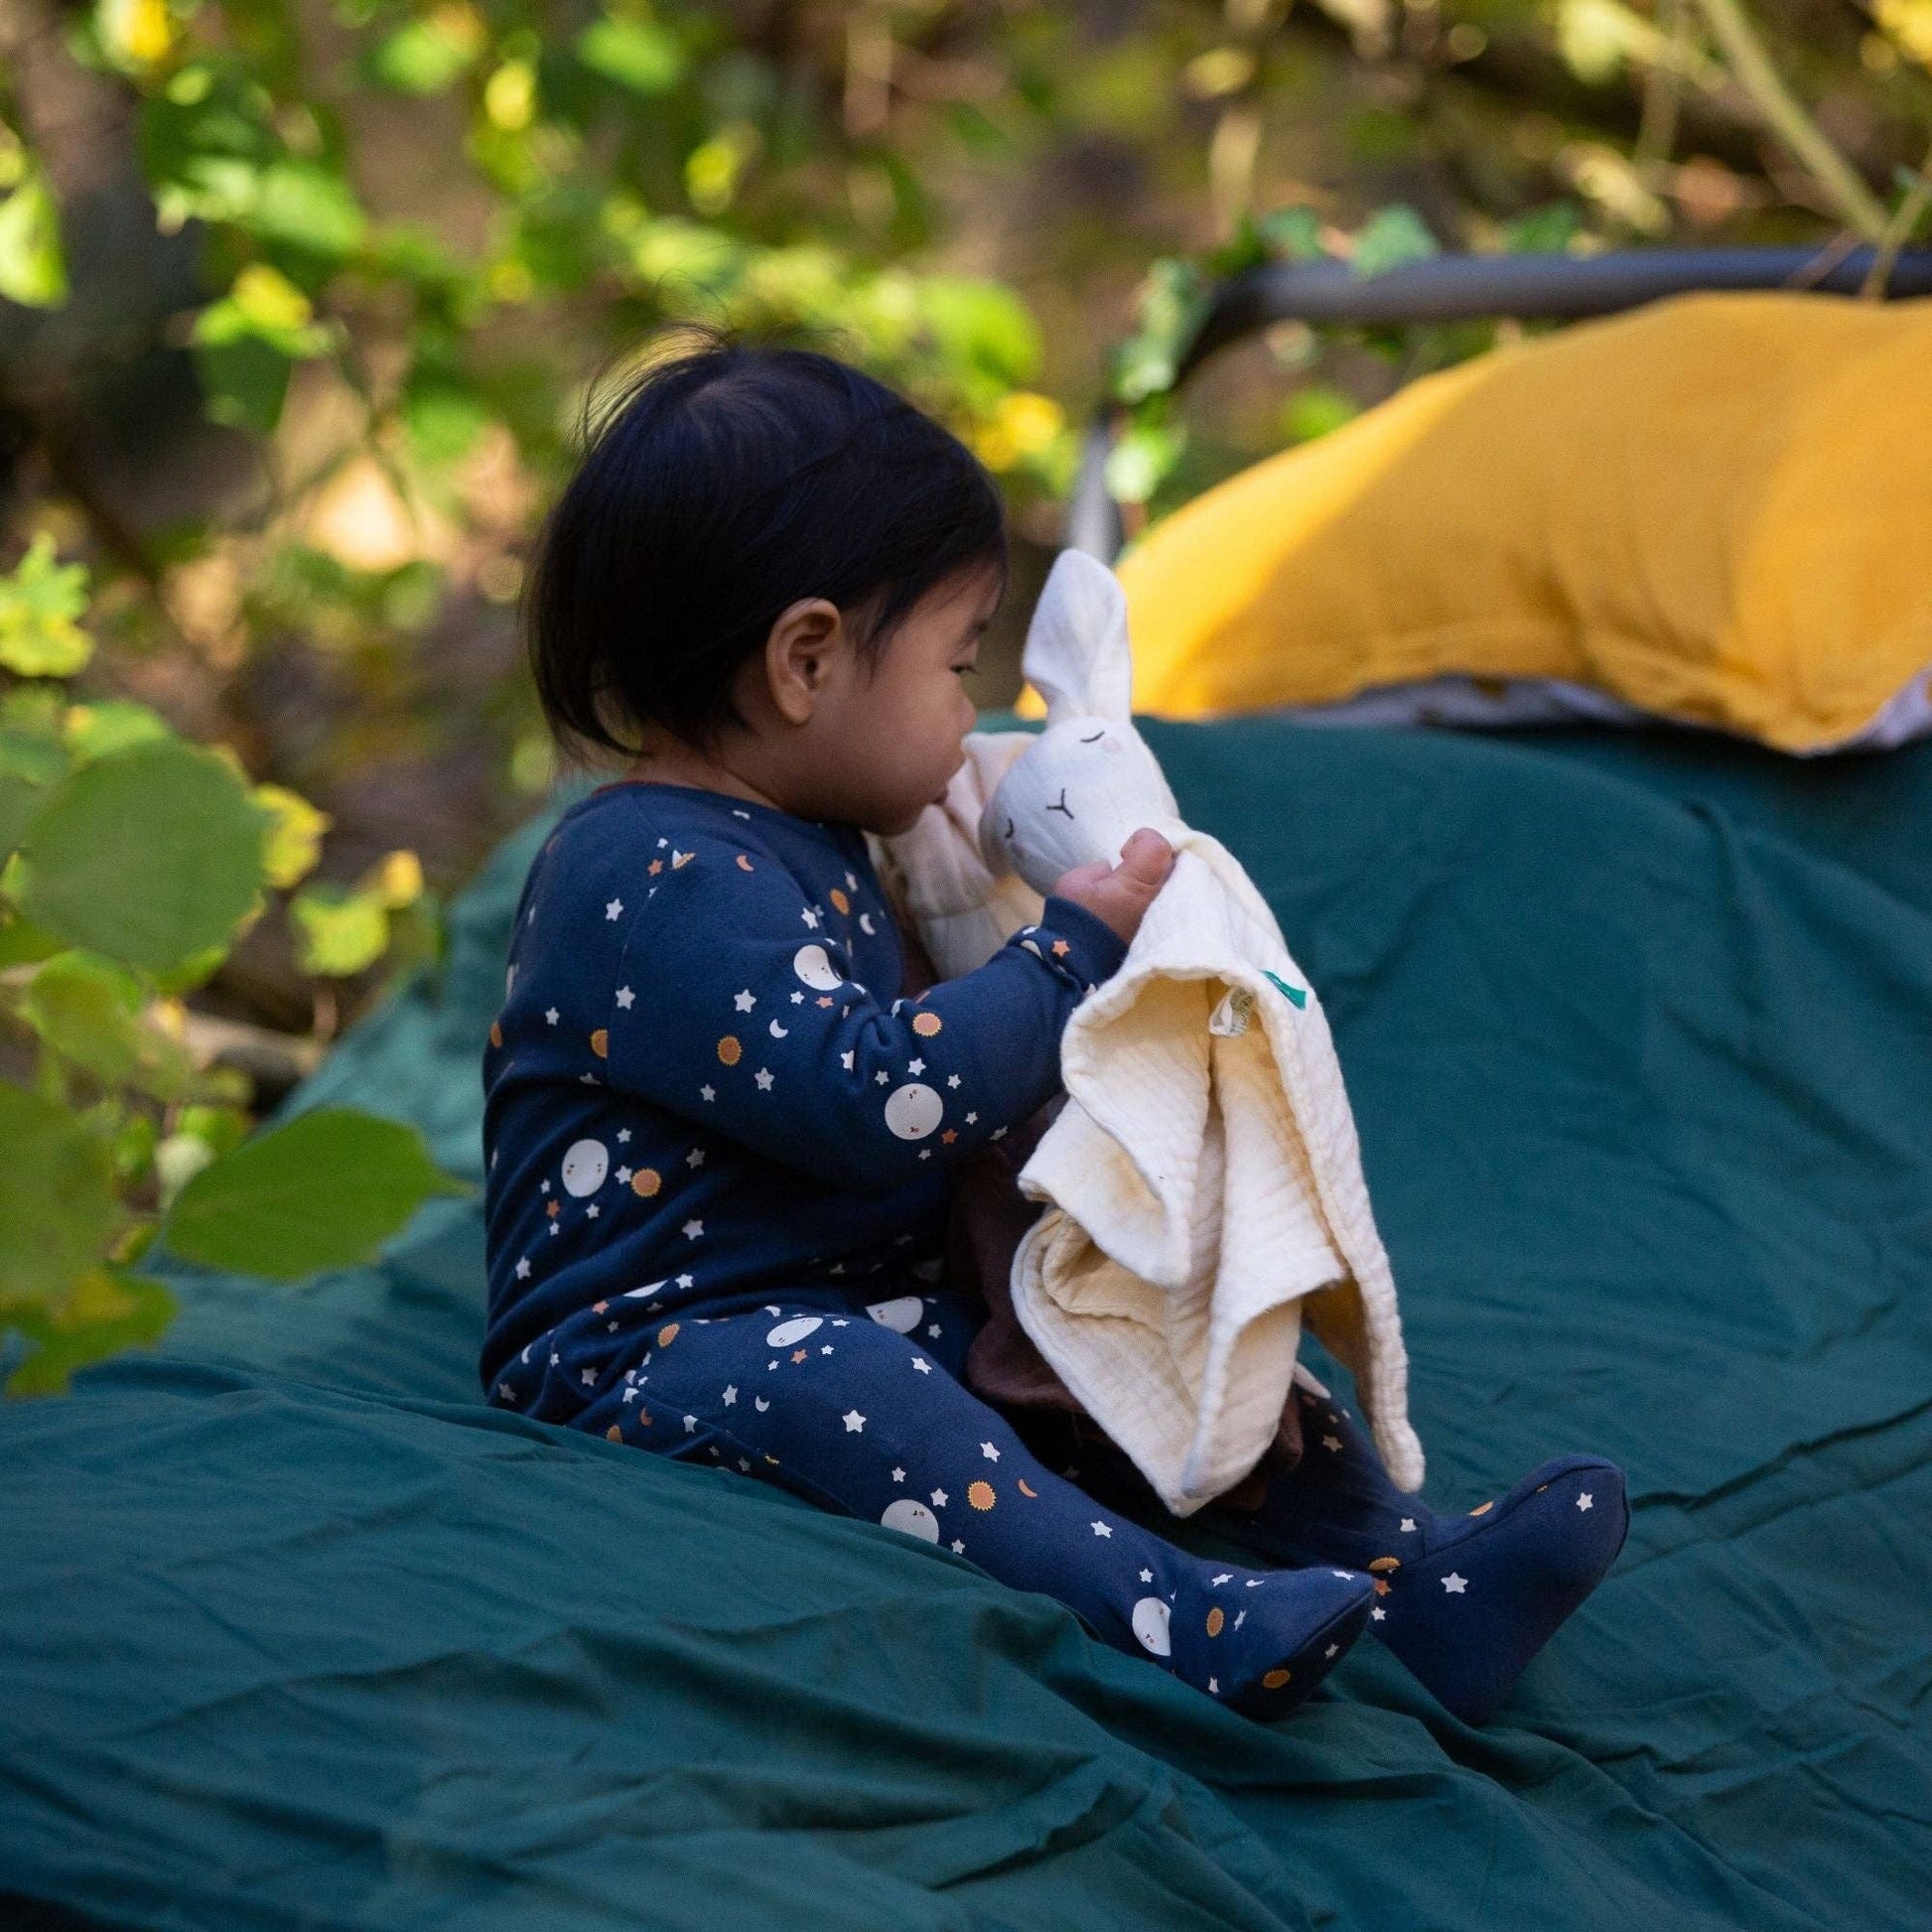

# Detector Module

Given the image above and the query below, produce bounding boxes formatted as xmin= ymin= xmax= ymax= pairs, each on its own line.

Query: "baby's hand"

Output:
xmin=1052 ymin=828 xmax=1174 ymax=946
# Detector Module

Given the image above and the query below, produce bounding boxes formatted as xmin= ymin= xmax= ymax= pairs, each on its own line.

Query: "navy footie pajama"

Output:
xmin=481 ymin=781 xmax=1371 ymax=1714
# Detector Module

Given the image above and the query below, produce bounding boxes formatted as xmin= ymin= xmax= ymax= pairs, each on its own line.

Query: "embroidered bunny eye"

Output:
xmin=1004 ymin=817 xmax=1015 ymax=841
xmin=1080 ymin=729 xmax=1106 ymax=744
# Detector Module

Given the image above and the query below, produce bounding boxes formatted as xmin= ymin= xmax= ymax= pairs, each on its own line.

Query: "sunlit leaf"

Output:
xmin=290 ymin=881 xmax=389 ymax=977
xmin=0 ymin=1082 xmax=120 ymax=1310
xmin=0 ymin=172 xmax=69 ymax=309
xmin=578 ymin=14 xmax=686 ymax=94
xmin=63 ymin=700 xmax=173 ymax=763
xmin=16 ymin=740 xmax=267 ymax=973
xmin=248 ymin=161 xmax=369 ymax=257
xmin=162 ymin=1106 xmax=467 ymax=1279
xmin=19 ymin=951 xmax=203 ymax=1100
xmin=1112 ymin=257 xmax=1206 ymax=404
xmin=370 ymin=849 xmax=424 ymax=909
xmin=918 ymin=276 xmax=1039 ymax=388
xmin=0 ymin=534 xmax=92 ymax=679
xmin=1282 ymin=382 xmax=1361 ymax=444
xmin=4 ymin=1270 xmax=176 ymax=1397
xmin=1104 ymin=418 xmax=1187 ymax=505
xmin=254 ymin=782 xmax=331 ymax=890
xmin=96 ymin=0 xmax=175 ymax=72
xmin=372 ymin=6 xmax=485 ymax=94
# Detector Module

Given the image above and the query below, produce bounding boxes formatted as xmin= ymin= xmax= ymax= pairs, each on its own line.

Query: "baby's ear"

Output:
xmin=1022 ymin=548 xmax=1133 ymax=726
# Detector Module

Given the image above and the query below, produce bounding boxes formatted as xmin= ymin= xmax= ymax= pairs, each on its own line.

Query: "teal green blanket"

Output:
xmin=5 ymin=720 xmax=1930 ymax=1930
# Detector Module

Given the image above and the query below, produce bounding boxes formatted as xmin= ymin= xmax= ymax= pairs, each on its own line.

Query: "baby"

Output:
xmin=482 ymin=335 xmax=1626 ymax=1722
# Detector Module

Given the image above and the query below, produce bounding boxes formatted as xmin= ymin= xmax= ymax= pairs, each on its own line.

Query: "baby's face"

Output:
xmin=810 ymin=564 xmax=1000 ymax=836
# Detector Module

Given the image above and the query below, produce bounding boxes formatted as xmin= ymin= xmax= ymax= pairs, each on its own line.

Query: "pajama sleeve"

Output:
xmin=601 ymin=830 xmax=1125 ymax=1194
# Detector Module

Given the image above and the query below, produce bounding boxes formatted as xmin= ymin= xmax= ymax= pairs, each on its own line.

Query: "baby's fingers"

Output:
xmin=1114 ymin=828 xmax=1174 ymax=894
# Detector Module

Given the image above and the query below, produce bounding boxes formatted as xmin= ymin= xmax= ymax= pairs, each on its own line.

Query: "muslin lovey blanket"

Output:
xmin=879 ymin=550 xmax=1423 ymax=1517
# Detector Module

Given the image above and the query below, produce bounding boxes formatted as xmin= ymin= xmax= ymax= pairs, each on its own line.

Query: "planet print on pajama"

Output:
xmin=560 ymin=1139 xmax=608 ymax=1197
xmin=883 ymin=1084 xmax=943 ymax=1140
xmin=881 ymin=1498 xmax=941 ymax=1542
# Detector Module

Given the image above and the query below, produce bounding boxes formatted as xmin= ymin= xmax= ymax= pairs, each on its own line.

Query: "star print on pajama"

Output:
xmin=480 ymin=780 xmax=1125 ymax=1394
xmin=564 ymin=1285 xmax=1375 ymax=1715
xmin=1075 ymin=1379 xmax=1630 ymax=1725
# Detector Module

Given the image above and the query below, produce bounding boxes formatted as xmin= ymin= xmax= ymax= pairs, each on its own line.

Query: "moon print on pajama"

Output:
xmin=479 ymin=781 xmax=1374 ymax=1715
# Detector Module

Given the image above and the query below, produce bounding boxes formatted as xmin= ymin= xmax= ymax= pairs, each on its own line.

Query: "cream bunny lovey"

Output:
xmin=882 ymin=548 xmax=1424 ymax=1516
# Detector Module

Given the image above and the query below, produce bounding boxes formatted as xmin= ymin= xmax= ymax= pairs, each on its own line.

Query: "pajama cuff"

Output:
xmin=1035 ymin=894 xmax=1130 ymax=989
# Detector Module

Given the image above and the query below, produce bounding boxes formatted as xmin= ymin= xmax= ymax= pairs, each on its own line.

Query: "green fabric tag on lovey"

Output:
xmin=1263 ymin=968 xmax=1309 ymax=1009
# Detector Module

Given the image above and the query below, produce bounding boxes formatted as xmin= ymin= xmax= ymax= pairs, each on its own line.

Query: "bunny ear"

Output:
xmin=1022 ymin=548 xmax=1134 ymax=725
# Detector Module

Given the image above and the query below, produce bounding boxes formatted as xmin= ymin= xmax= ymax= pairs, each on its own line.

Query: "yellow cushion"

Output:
xmin=1112 ymin=293 xmax=1932 ymax=753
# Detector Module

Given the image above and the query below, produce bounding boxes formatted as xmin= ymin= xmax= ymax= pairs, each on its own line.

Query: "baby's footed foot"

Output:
xmin=1138 ymin=1559 xmax=1376 ymax=1720
xmin=1220 ymin=1390 xmax=1629 ymax=1725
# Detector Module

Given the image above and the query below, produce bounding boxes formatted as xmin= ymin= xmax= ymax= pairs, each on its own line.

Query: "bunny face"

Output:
xmin=980 ymin=716 xmax=1177 ymax=896
xmin=978 ymin=548 xmax=1180 ymax=897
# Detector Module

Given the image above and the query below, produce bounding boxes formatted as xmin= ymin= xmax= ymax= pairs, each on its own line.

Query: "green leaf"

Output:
xmin=913 ymin=275 xmax=1042 ymax=403
xmin=18 ymin=951 xmax=203 ymax=1100
xmin=403 ymin=370 xmax=491 ymax=468
xmin=1501 ymin=203 xmax=1583 ymax=255
xmin=577 ymin=14 xmax=686 ymax=94
xmin=161 ymin=1107 xmax=467 ymax=1280
xmin=1112 ymin=257 xmax=1207 ymax=404
xmin=194 ymin=332 xmax=297 ymax=434
xmin=63 ymin=699 xmax=174 ymax=764
xmin=0 ymin=1082 xmax=120 ymax=1309
xmin=0 ymin=899 xmax=63 ymax=969
xmin=0 ymin=533 xmax=92 ymax=678
xmin=16 ymin=740 xmax=267 ymax=974
xmin=0 ymin=771 xmax=40 ymax=863
xmin=0 ymin=687 xmax=73 ymax=785
xmin=0 ymin=171 xmax=69 ymax=308
xmin=4 ymin=1270 xmax=176 ymax=1397
xmin=290 ymin=881 xmax=389 ymax=977
xmin=1350 ymin=205 xmax=1440 ymax=279
xmin=1282 ymin=382 xmax=1360 ymax=445
xmin=1256 ymin=206 xmax=1327 ymax=262
xmin=254 ymin=782 xmax=330 ymax=890
xmin=246 ymin=161 xmax=369 ymax=258
xmin=1104 ymin=418 xmax=1187 ymax=505
xmin=372 ymin=14 xmax=484 ymax=95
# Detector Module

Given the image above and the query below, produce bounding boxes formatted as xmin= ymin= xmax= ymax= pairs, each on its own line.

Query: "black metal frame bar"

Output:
xmin=1065 ymin=245 xmax=1932 ymax=561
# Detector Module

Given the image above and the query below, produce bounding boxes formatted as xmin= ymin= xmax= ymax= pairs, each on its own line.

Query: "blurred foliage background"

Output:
xmin=2 ymin=0 xmax=1930 ymax=1381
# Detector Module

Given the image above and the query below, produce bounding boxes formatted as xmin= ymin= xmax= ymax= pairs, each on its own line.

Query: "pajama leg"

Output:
xmin=575 ymin=1301 xmax=1374 ymax=1718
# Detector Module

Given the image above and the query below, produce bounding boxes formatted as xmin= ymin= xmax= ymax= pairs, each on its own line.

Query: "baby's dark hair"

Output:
xmin=525 ymin=329 xmax=1008 ymax=756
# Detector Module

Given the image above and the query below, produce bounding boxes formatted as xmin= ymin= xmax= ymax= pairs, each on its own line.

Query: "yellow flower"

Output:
xmin=98 ymin=0 xmax=173 ymax=70
xmin=1877 ymin=0 xmax=1932 ymax=66
xmin=371 ymin=849 xmax=424 ymax=909
xmin=230 ymin=263 xmax=314 ymax=336
xmin=971 ymin=391 xmax=1065 ymax=473
xmin=483 ymin=60 xmax=537 ymax=131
